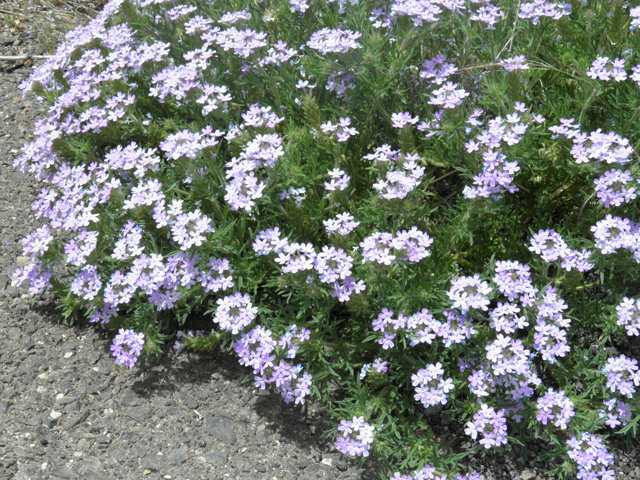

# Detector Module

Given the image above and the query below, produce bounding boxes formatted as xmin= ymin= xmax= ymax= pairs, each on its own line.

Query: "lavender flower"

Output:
xmin=253 ymin=227 xmax=288 ymax=255
xmin=599 ymin=398 xmax=633 ymax=429
xmin=602 ymin=354 xmax=639 ymax=398
xmin=529 ymin=229 xmax=568 ymax=261
xmin=307 ymin=28 xmax=362 ymax=54
xmin=566 ymin=433 xmax=615 ymax=480
xmin=428 ymin=82 xmax=469 ymax=109
xmin=591 ymin=214 xmax=633 ymax=254
xmin=536 ymin=389 xmax=575 ymax=429
xmin=213 ymin=292 xmax=258 ymax=334
xmin=587 ymin=57 xmax=628 ymax=82
xmin=447 ymin=275 xmax=492 ymax=312
xmin=314 ymin=246 xmax=353 ymax=283
xmin=489 ymin=302 xmax=528 ymax=334
xmin=324 ymin=168 xmax=350 ymax=191
xmin=391 ymin=111 xmax=420 ymax=129
xmin=412 ymin=362 xmax=454 ymax=407
xmin=464 ymin=404 xmax=508 ymax=449
xmin=321 ymin=117 xmax=359 ymax=142
xmin=335 ymin=416 xmax=375 ymax=457
xmin=275 ymin=242 xmax=316 ymax=274
xmin=21 ymin=225 xmax=54 ymax=258
xmin=470 ymin=4 xmax=504 ymax=29
xmin=110 ymin=328 xmax=145 ymax=368
xmin=70 ymin=264 xmax=103 ymax=301
xmin=518 ymin=0 xmax=571 ymax=24
xmin=372 ymin=358 xmax=388 ymax=373
xmin=594 ymin=169 xmax=637 ymax=208
xmin=616 ymin=297 xmax=640 ymax=336
xmin=420 ymin=55 xmax=457 ymax=85
xmin=360 ymin=228 xmax=433 ymax=265
xmin=324 ymin=212 xmax=359 ymax=236
xmin=501 ymin=55 xmax=529 ymax=72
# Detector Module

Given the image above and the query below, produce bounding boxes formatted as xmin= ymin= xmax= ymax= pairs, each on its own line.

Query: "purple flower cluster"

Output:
xmin=110 ymin=328 xmax=145 ymax=368
xmin=390 ymin=466 xmax=481 ymax=480
xmin=372 ymin=308 xmax=472 ymax=351
xmin=594 ymin=169 xmax=637 ymax=208
xmin=390 ymin=0 xmax=463 ymax=26
xmin=529 ymin=229 xmax=594 ymax=272
xmin=205 ymin=26 xmax=268 ymax=59
xmin=632 ymin=6 xmax=640 ymax=30
xmin=159 ymin=126 xmax=223 ymax=160
xmin=533 ymin=286 xmax=571 ymax=363
xmin=485 ymin=334 xmax=532 ymax=377
xmin=470 ymin=3 xmax=504 ymax=29
xmin=501 ymin=55 xmax=529 ymax=72
xmin=324 ymin=212 xmax=359 ymax=236
xmin=360 ymin=227 xmax=433 ymax=264
xmin=363 ymin=144 xmax=400 ymax=164
xmin=591 ymin=214 xmax=639 ymax=257
xmin=255 ymin=229 xmax=365 ymax=302
xmin=566 ymin=433 xmax=615 ymax=480
xmin=601 ymin=354 xmax=639 ymax=398
xmin=412 ymin=362 xmax=454 ymax=407
xmin=321 ymin=117 xmax=359 ymax=142
xmin=562 ymin=126 xmax=633 ymax=165
xmin=599 ymin=398 xmax=632 ymax=429
xmin=289 ymin=0 xmax=309 ymax=13
xmin=420 ymin=54 xmax=458 ymax=85
xmin=112 ymin=221 xmax=144 ymax=260
xmin=219 ymin=10 xmax=251 ymax=24
xmin=417 ymin=109 xmax=444 ymax=137
xmin=275 ymin=241 xmax=316 ymax=274
xmin=489 ymin=302 xmax=528 ymax=334
xmin=21 ymin=225 xmax=54 ymax=258
xmin=536 ymin=389 xmax=575 ymax=429
xmin=428 ymin=81 xmax=469 ymax=109
xmin=65 ymin=229 xmax=99 ymax=266
xmin=70 ymin=264 xmax=103 ymax=301
xmin=253 ymin=227 xmax=288 ymax=255
xmin=234 ymin=325 xmax=313 ymax=404
xmin=213 ymin=292 xmax=259 ymax=335
xmin=616 ymin=297 xmax=640 ymax=336
xmin=198 ymin=257 xmax=234 ymax=293
xmin=335 ymin=416 xmax=375 ymax=457
xmin=324 ymin=168 xmax=350 ymax=191
xmin=463 ymin=104 xmax=542 ymax=199
xmin=13 ymin=262 xmax=53 ymax=296
xmin=314 ymin=246 xmax=354 ymax=283
xmin=224 ymin=105 xmax=285 ymax=211
xmin=391 ymin=111 xmax=420 ymax=129
xmin=373 ymin=153 xmax=425 ymax=200
xmin=306 ymin=28 xmax=362 ymax=54
xmin=587 ymin=57 xmax=627 ymax=82
xmin=518 ymin=0 xmax=571 ymax=24
xmin=493 ymin=260 xmax=538 ymax=306
xmin=447 ymin=274 xmax=492 ymax=312
xmin=464 ymin=404 xmax=508 ymax=449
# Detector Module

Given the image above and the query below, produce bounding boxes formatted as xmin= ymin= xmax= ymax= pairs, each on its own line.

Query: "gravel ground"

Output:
xmin=1 ymin=2 xmax=640 ymax=480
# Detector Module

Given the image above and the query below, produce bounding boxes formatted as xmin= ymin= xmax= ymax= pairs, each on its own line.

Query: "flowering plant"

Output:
xmin=12 ymin=0 xmax=640 ymax=477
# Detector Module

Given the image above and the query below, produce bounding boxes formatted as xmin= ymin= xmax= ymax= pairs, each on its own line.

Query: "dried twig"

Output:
xmin=0 ymin=7 xmax=29 ymax=17
xmin=0 ymin=54 xmax=51 ymax=61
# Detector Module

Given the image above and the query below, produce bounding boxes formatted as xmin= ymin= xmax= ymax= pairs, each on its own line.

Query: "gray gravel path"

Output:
xmin=1 ymin=4 xmax=640 ymax=480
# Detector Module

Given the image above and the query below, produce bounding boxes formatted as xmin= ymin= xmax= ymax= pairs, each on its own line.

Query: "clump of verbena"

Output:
xmin=12 ymin=0 xmax=640 ymax=477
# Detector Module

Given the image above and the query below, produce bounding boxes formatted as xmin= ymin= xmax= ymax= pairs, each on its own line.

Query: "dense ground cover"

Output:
xmin=10 ymin=0 xmax=640 ymax=477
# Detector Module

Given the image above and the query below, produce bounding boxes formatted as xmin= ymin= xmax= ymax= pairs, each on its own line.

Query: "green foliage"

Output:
xmin=13 ymin=0 xmax=640 ymax=478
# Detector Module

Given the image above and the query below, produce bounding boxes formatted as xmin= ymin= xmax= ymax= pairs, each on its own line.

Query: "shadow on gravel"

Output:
xmin=25 ymin=295 xmax=387 ymax=479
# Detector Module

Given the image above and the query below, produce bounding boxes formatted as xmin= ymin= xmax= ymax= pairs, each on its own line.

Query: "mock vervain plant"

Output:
xmin=11 ymin=0 xmax=640 ymax=477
